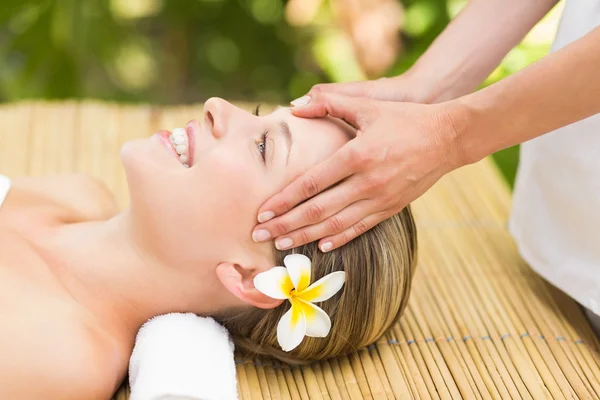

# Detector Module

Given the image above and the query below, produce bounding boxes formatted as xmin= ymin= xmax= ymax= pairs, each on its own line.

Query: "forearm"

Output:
xmin=408 ymin=0 xmax=558 ymax=102
xmin=449 ymin=26 xmax=600 ymax=166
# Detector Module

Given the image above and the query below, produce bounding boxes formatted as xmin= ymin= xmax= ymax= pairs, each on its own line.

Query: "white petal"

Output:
xmin=253 ymin=267 xmax=294 ymax=300
xmin=296 ymin=299 xmax=331 ymax=338
xmin=297 ymin=271 xmax=346 ymax=303
xmin=277 ymin=301 xmax=306 ymax=351
xmin=284 ymin=254 xmax=312 ymax=292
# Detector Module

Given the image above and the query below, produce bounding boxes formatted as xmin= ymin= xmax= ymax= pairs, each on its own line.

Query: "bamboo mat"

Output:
xmin=1 ymin=101 xmax=598 ymax=399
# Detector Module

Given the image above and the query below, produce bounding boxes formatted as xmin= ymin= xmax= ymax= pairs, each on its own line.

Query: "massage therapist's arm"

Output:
xmin=451 ymin=25 xmax=600 ymax=165
xmin=302 ymin=0 xmax=558 ymax=103
xmin=409 ymin=0 xmax=558 ymax=101
xmin=253 ymin=26 xmax=600 ymax=252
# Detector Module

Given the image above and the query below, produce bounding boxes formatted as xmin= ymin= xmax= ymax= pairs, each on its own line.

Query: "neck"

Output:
xmin=46 ymin=211 xmax=229 ymax=344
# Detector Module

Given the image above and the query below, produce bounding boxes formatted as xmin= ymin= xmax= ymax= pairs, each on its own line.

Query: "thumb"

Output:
xmin=290 ymin=92 xmax=373 ymax=130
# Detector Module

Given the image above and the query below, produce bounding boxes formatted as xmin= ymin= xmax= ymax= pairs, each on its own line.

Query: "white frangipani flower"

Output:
xmin=253 ymin=254 xmax=346 ymax=352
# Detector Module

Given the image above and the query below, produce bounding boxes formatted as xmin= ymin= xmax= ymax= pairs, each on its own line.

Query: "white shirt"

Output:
xmin=509 ymin=0 xmax=600 ymax=316
xmin=0 ymin=175 xmax=10 ymax=209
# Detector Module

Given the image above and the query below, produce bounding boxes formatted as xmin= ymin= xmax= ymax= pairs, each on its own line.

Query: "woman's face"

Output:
xmin=121 ymin=98 xmax=354 ymax=271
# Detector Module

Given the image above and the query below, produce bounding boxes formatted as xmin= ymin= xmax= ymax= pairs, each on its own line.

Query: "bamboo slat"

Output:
xmin=1 ymin=101 xmax=598 ymax=399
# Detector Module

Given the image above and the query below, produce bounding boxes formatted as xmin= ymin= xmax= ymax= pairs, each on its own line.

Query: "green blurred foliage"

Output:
xmin=0 ymin=0 xmax=560 ymax=187
xmin=0 ymin=0 xmax=312 ymax=103
xmin=0 ymin=0 xmax=467 ymax=104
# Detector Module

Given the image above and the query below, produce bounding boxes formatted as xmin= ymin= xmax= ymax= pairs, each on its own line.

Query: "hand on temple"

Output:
xmin=252 ymin=92 xmax=462 ymax=251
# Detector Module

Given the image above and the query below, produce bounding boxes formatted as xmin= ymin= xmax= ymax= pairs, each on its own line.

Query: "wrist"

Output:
xmin=404 ymin=63 xmax=468 ymax=104
xmin=435 ymin=99 xmax=479 ymax=170
xmin=402 ymin=66 xmax=444 ymax=103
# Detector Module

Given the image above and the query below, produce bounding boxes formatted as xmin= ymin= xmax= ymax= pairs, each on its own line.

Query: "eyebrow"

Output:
xmin=279 ymin=120 xmax=293 ymax=166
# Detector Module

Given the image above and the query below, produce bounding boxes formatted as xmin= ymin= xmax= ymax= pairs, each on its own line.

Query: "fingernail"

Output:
xmin=276 ymin=238 xmax=293 ymax=250
xmin=252 ymin=229 xmax=271 ymax=242
xmin=290 ymin=95 xmax=311 ymax=108
xmin=257 ymin=211 xmax=274 ymax=223
xmin=320 ymin=242 xmax=333 ymax=252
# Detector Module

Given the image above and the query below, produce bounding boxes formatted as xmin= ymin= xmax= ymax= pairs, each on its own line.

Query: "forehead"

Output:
xmin=269 ymin=107 xmax=354 ymax=173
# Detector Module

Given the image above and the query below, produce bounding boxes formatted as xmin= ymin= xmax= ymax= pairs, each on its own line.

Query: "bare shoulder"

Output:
xmin=11 ymin=173 xmax=118 ymax=221
xmin=0 ymin=306 xmax=124 ymax=400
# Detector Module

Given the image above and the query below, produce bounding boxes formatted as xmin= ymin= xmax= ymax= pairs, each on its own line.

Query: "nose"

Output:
xmin=203 ymin=97 xmax=232 ymax=139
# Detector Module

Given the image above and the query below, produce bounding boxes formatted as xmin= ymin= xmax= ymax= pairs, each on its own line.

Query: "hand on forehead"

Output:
xmin=270 ymin=105 xmax=356 ymax=138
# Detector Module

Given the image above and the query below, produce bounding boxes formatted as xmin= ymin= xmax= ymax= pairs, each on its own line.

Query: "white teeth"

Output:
xmin=169 ymin=127 xmax=190 ymax=166
xmin=172 ymin=128 xmax=186 ymax=137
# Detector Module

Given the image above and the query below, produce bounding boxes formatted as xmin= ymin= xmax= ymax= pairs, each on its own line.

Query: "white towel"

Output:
xmin=129 ymin=313 xmax=238 ymax=400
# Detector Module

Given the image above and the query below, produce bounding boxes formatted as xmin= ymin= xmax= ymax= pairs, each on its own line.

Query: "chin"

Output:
xmin=121 ymin=138 xmax=173 ymax=176
xmin=121 ymin=139 xmax=164 ymax=201
xmin=120 ymin=139 xmax=146 ymax=171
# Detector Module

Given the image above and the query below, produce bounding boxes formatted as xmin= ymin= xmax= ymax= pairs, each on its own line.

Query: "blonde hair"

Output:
xmin=217 ymin=206 xmax=417 ymax=365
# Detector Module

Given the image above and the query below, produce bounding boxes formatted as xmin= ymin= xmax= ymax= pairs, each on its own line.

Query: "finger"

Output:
xmin=290 ymin=92 xmax=373 ymax=129
xmin=272 ymin=199 xmax=378 ymax=251
xmin=255 ymin=142 xmax=360 ymax=225
xmin=317 ymin=211 xmax=389 ymax=252
xmin=309 ymin=81 xmax=375 ymax=98
xmin=253 ymin=174 xmax=364 ymax=241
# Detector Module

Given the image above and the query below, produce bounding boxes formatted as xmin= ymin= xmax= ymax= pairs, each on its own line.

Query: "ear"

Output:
xmin=216 ymin=262 xmax=284 ymax=309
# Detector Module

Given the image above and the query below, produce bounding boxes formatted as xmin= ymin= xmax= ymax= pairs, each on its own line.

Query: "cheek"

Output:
xmin=194 ymin=155 xmax=267 ymax=231
xmin=139 ymin=149 xmax=271 ymax=260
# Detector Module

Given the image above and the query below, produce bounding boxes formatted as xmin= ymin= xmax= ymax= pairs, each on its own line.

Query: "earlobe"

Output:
xmin=216 ymin=262 xmax=284 ymax=309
